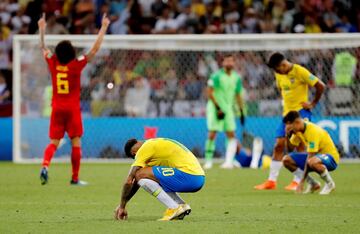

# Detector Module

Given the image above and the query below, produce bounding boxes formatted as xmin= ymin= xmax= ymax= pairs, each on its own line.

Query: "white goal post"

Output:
xmin=13 ymin=34 xmax=360 ymax=163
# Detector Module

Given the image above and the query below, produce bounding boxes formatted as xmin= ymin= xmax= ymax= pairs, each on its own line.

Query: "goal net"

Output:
xmin=13 ymin=34 xmax=360 ymax=163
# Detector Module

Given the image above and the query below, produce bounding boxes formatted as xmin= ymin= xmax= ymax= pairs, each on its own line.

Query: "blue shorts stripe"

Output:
xmin=315 ymin=154 xmax=338 ymax=171
xmin=152 ymin=166 xmax=205 ymax=193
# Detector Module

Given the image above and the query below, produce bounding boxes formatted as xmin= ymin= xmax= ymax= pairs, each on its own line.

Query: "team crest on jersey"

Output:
xmin=290 ymin=78 xmax=295 ymax=84
xmin=309 ymin=142 xmax=315 ymax=149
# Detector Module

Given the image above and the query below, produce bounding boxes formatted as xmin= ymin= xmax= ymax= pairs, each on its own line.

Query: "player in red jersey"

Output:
xmin=38 ymin=13 xmax=110 ymax=185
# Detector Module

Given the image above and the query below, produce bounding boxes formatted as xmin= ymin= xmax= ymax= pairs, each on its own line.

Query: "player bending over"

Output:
xmin=114 ymin=138 xmax=205 ymax=221
xmin=283 ymin=111 xmax=339 ymax=195
xmin=255 ymin=52 xmax=326 ymax=191
xmin=38 ymin=13 xmax=110 ymax=185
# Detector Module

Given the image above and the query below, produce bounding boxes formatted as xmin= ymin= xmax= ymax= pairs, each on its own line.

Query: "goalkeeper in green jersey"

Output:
xmin=204 ymin=54 xmax=245 ymax=169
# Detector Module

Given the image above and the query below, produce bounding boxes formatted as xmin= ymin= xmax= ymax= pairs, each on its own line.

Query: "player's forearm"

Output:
xmin=207 ymin=89 xmax=220 ymax=109
xmin=311 ymin=81 xmax=325 ymax=107
xmin=120 ymin=182 xmax=136 ymax=208
xmin=39 ymin=28 xmax=46 ymax=50
xmin=236 ymin=95 xmax=244 ymax=110
xmin=88 ymin=26 xmax=107 ymax=60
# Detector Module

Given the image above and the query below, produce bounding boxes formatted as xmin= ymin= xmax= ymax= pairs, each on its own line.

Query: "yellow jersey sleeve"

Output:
xmin=305 ymin=126 xmax=320 ymax=153
xmin=290 ymin=134 xmax=301 ymax=147
xmin=131 ymin=141 xmax=155 ymax=168
xmin=298 ymin=65 xmax=319 ymax=87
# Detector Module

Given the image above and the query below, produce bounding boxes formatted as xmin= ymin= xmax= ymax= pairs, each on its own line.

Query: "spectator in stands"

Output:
xmin=223 ymin=0 xmax=240 ymax=34
xmin=124 ymin=76 xmax=150 ymax=117
xmin=152 ymin=5 xmax=178 ymax=34
xmin=71 ymin=0 xmax=95 ymax=34
xmin=335 ymin=12 xmax=357 ymax=33
xmin=304 ymin=15 xmax=322 ymax=33
xmin=184 ymin=72 xmax=202 ymax=100
xmin=176 ymin=1 xmax=197 ymax=33
xmin=0 ymin=20 xmax=12 ymax=70
xmin=240 ymin=8 xmax=261 ymax=33
xmin=44 ymin=13 xmax=68 ymax=34
xmin=191 ymin=0 xmax=206 ymax=18
xmin=134 ymin=52 xmax=157 ymax=77
xmin=10 ymin=6 xmax=31 ymax=34
xmin=321 ymin=0 xmax=340 ymax=32
xmin=260 ymin=12 xmax=276 ymax=33
xmin=0 ymin=72 xmax=10 ymax=104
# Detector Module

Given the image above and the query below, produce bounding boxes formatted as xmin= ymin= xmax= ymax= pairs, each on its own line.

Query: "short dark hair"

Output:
xmin=283 ymin=111 xmax=301 ymax=123
xmin=267 ymin=52 xmax=285 ymax=69
xmin=55 ymin=40 xmax=76 ymax=65
xmin=222 ymin=53 xmax=234 ymax=59
xmin=124 ymin=138 xmax=138 ymax=158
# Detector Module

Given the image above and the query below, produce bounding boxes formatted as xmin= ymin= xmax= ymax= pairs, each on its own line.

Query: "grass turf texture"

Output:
xmin=0 ymin=163 xmax=359 ymax=234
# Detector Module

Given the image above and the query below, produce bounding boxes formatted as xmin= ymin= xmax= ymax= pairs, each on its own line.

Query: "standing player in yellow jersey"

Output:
xmin=255 ymin=52 xmax=326 ymax=190
xmin=114 ymin=138 xmax=205 ymax=221
xmin=282 ymin=111 xmax=339 ymax=195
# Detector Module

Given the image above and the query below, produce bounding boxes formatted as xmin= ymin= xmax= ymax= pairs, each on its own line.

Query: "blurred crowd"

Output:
xmin=1 ymin=0 xmax=360 ymax=36
xmin=2 ymin=0 xmax=360 ymax=117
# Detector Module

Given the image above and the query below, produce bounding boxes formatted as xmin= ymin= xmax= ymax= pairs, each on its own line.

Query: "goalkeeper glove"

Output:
xmin=216 ymin=106 xmax=225 ymax=120
xmin=240 ymin=109 xmax=245 ymax=126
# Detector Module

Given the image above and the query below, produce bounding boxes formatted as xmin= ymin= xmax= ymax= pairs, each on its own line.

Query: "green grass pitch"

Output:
xmin=1 ymin=163 xmax=360 ymax=233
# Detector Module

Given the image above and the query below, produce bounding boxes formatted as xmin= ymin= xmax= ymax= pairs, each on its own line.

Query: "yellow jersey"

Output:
xmin=275 ymin=64 xmax=319 ymax=116
xmin=132 ymin=138 xmax=205 ymax=176
xmin=290 ymin=121 xmax=340 ymax=164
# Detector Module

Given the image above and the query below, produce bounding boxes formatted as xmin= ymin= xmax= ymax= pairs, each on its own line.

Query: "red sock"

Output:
xmin=42 ymin=144 xmax=57 ymax=167
xmin=71 ymin=146 xmax=82 ymax=182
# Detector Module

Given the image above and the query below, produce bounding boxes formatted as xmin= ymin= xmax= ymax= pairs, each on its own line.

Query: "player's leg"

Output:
xmin=283 ymin=153 xmax=303 ymax=190
xmin=204 ymin=131 xmax=217 ymax=169
xmin=220 ymin=110 xmax=237 ymax=169
xmin=254 ymin=136 xmax=285 ymax=190
xmin=204 ymin=103 xmax=223 ymax=169
xmin=40 ymin=139 xmax=60 ymax=185
xmin=67 ymin=108 xmax=86 ymax=185
xmin=221 ymin=131 xmax=237 ymax=169
xmin=283 ymin=153 xmax=320 ymax=192
xmin=69 ymin=137 xmax=87 ymax=185
xmin=135 ymin=167 xmax=186 ymax=221
xmin=307 ymin=155 xmax=337 ymax=195
xmin=40 ymin=108 xmax=65 ymax=185
xmin=235 ymin=147 xmax=252 ymax=168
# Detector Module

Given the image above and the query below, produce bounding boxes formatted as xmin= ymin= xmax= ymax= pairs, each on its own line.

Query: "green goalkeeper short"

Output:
xmin=206 ymin=103 xmax=236 ymax=132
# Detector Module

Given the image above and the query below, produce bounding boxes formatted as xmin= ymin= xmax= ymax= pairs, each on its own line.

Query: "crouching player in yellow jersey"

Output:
xmin=283 ymin=111 xmax=339 ymax=195
xmin=114 ymin=138 xmax=205 ymax=221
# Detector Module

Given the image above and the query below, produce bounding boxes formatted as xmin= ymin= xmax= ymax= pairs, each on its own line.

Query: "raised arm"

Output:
xmin=114 ymin=166 xmax=141 ymax=220
xmin=86 ymin=14 xmax=110 ymax=62
xmin=37 ymin=13 xmax=50 ymax=55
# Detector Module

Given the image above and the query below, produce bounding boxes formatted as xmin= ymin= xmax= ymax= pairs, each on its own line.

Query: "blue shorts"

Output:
xmin=152 ymin=166 xmax=205 ymax=193
xmin=289 ymin=152 xmax=308 ymax=170
xmin=289 ymin=152 xmax=338 ymax=171
xmin=276 ymin=109 xmax=312 ymax=138
xmin=235 ymin=149 xmax=252 ymax=167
